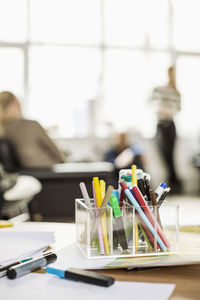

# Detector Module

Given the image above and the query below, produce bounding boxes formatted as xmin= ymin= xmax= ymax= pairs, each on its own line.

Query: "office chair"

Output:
xmin=0 ymin=174 xmax=42 ymax=219
xmin=0 ymin=138 xmax=42 ymax=219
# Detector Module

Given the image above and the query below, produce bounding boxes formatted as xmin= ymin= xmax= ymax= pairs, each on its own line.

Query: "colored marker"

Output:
xmin=143 ymin=173 xmax=151 ymax=204
xmin=120 ymin=182 xmax=167 ymax=251
xmin=7 ymin=253 xmax=57 ymax=279
xmin=0 ymin=221 xmax=13 ymax=228
xmin=110 ymin=189 xmax=119 ymax=206
xmin=112 ymin=189 xmax=119 ymax=201
xmin=158 ymin=187 xmax=171 ymax=206
xmin=155 ymin=182 xmax=167 ymax=199
xmin=79 ymin=182 xmax=91 ymax=208
xmin=131 ymin=185 xmax=170 ymax=248
xmin=110 ymin=194 xmax=128 ymax=251
xmin=92 ymin=180 xmax=105 ymax=255
xmin=137 ymin=172 xmax=146 ymax=197
xmin=131 ymin=165 xmax=137 ymax=186
xmin=136 ymin=211 xmax=159 ymax=249
xmin=91 ymin=185 xmax=114 ymax=249
xmin=119 ymin=186 xmax=125 ymax=208
xmin=149 ymin=189 xmax=162 ymax=229
xmin=46 ymin=267 xmax=115 ymax=287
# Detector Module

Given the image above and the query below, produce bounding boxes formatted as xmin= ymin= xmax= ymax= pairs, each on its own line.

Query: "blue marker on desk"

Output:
xmin=46 ymin=266 xmax=115 ymax=287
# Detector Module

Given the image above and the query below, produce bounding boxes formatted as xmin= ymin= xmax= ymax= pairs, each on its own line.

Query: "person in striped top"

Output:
xmin=151 ymin=66 xmax=182 ymax=193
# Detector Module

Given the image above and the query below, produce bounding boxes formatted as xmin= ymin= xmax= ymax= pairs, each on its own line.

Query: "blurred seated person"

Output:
xmin=0 ymin=91 xmax=65 ymax=169
xmin=104 ymin=132 xmax=146 ymax=180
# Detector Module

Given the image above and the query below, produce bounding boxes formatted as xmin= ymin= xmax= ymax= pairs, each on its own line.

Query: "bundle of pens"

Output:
xmin=77 ymin=165 xmax=176 ymax=259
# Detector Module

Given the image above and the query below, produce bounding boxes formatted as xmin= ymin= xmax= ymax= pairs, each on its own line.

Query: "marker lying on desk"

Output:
xmin=46 ymin=266 xmax=115 ymax=287
xmin=120 ymin=182 xmax=167 ymax=251
xmin=0 ymin=221 xmax=13 ymax=228
xmin=7 ymin=253 xmax=57 ymax=279
xmin=0 ymin=258 xmax=32 ymax=278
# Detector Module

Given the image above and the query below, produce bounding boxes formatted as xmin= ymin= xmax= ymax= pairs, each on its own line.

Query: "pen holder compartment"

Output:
xmin=75 ymin=199 xmax=179 ymax=259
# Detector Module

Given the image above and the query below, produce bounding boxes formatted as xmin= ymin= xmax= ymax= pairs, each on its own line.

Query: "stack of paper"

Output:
xmin=0 ymin=273 xmax=175 ymax=300
xmin=0 ymin=231 xmax=55 ymax=265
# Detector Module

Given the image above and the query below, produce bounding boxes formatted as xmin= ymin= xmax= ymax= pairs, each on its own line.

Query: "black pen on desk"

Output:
xmin=0 ymin=258 xmax=32 ymax=278
xmin=7 ymin=253 xmax=57 ymax=279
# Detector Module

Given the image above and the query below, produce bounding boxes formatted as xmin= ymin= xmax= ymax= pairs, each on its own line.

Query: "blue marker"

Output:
xmin=46 ymin=266 xmax=115 ymax=287
xmin=120 ymin=182 xmax=166 ymax=251
xmin=108 ymin=189 xmax=119 ymax=206
xmin=155 ymin=182 xmax=167 ymax=199
xmin=112 ymin=190 xmax=119 ymax=201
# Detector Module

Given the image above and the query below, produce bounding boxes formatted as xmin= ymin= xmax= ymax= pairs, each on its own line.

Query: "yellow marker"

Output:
xmin=93 ymin=177 xmax=110 ymax=254
xmin=100 ymin=180 xmax=106 ymax=198
xmin=138 ymin=222 xmax=153 ymax=250
xmin=135 ymin=222 xmax=139 ymax=251
xmin=132 ymin=165 xmax=137 ymax=186
xmin=0 ymin=221 xmax=13 ymax=228
xmin=93 ymin=177 xmax=102 ymax=208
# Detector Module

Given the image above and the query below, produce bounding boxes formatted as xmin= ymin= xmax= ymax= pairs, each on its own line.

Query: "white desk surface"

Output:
xmin=1 ymin=221 xmax=200 ymax=299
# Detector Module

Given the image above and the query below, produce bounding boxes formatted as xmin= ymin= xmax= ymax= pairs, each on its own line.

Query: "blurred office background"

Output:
xmin=0 ymin=0 xmax=200 ymax=219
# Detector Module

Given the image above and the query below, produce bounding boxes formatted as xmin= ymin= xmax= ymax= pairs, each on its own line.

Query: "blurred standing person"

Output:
xmin=151 ymin=66 xmax=182 ymax=193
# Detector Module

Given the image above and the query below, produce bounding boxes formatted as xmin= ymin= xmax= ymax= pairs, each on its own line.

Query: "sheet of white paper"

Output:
xmin=0 ymin=273 xmax=175 ymax=300
xmin=52 ymin=243 xmax=114 ymax=270
xmin=0 ymin=231 xmax=55 ymax=264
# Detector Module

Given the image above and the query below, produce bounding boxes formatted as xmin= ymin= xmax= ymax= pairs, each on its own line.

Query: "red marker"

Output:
xmin=132 ymin=185 xmax=170 ymax=248
xmin=119 ymin=187 xmax=125 ymax=208
xmin=136 ymin=211 xmax=159 ymax=249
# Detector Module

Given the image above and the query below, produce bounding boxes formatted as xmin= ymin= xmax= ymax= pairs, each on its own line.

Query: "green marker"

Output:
xmin=110 ymin=195 xmax=128 ymax=251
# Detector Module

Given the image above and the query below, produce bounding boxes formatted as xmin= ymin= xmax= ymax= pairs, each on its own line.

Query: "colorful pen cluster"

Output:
xmin=79 ymin=165 xmax=171 ymax=256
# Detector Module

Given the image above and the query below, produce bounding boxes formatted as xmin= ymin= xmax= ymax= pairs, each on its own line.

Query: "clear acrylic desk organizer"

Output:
xmin=75 ymin=198 xmax=179 ymax=259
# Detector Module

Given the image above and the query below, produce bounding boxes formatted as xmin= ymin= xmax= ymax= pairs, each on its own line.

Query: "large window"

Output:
xmin=0 ymin=0 xmax=200 ymax=138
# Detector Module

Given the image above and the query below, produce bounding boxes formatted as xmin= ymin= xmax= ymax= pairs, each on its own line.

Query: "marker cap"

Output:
xmin=160 ymin=182 xmax=167 ymax=189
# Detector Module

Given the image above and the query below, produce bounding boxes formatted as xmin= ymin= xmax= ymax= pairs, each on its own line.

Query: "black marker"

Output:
xmin=7 ymin=253 xmax=57 ymax=279
xmin=143 ymin=174 xmax=151 ymax=204
xmin=0 ymin=258 xmax=32 ymax=278
xmin=46 ymin=266 xmax=115 ymax=287
xmin=137 ymin=173 xmax=146 ymax=197
xmin=158 ymin=187 xmax=171 ymax=207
